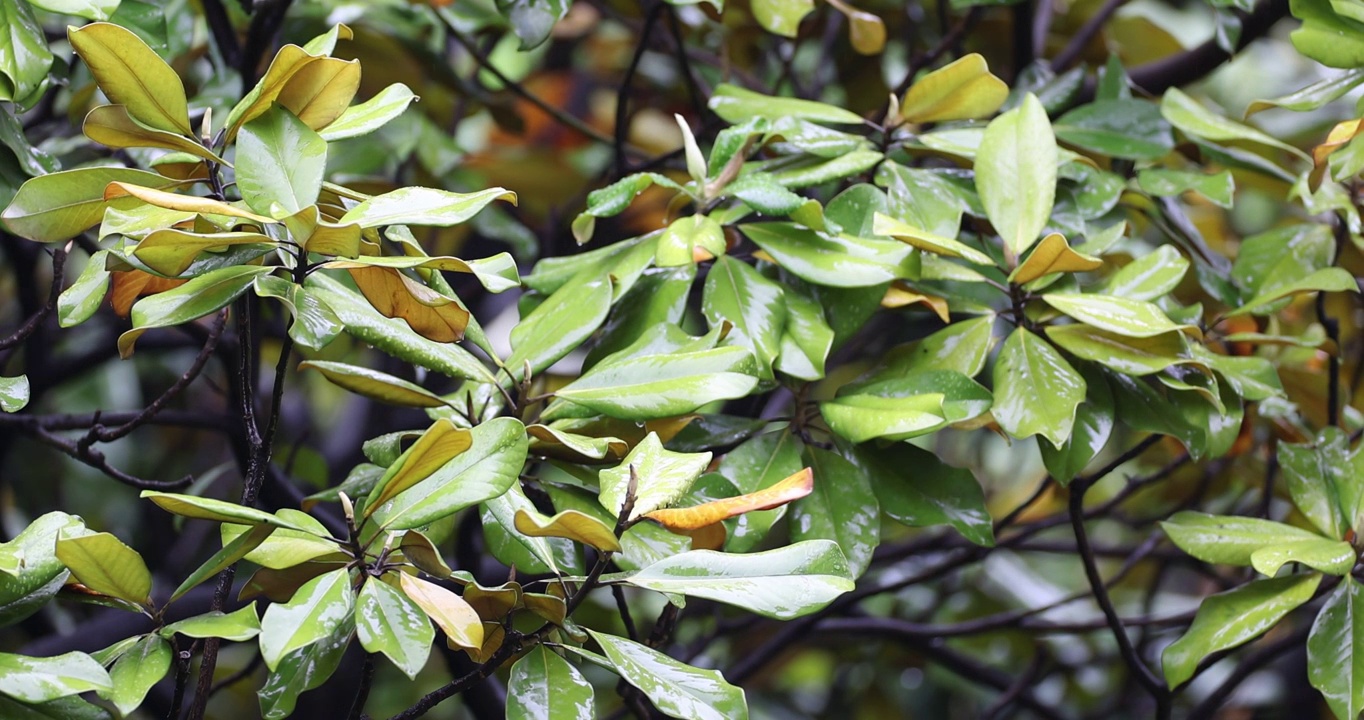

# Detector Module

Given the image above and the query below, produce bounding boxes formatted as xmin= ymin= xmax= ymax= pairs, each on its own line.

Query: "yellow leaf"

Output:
xmin=827 ymin=0 xmax=886 ymax=55
xmin=83 ymin=106 xmax=226 ymax=164
xmin=277 ymin=58 xmax=362 ymax=130
xmin=1008 ymin=232 xmax=1103 ymax=285
xmin=368 ymin=419 xmax=472 ymax=513
xmin=103 ymin=182 xmax=275 ymax=225
xmin=1310 ymin=119 xmax=1364 ymax=191
xmin=134 ymin=229 xmax=277 ymax=276
xmin=872 ymin=213 xmax=994 ymax=265
xmin=398 ymin=573 xmax=485 ymax=650
xmin=347 ymin=266 xmax=470 ymax=343
xmin=881 ymin=283 xmax=950 ymax=322
xmin=900 ymin=53 xmax=1008 ymax=124
xmin=282 ymin=205 xmax=362 ymax=257
xmin=644 ymin=468 xmax=814 ymax=531
xmin=462 ymin=623 xmax=504 ymax=662
xmin=68 ymin=23 xmax=192 ymax=135
xmin=513 ymin=509 xmax=622 ymax=552
xmin=225 ymin=45 xmax=319 ymax=140
xmin=299 ymin=360 xmax=453 ymax=408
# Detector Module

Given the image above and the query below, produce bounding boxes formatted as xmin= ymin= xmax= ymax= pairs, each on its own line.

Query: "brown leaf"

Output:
xmin=348 ymin=266 xmax=469 ymax=342
xmin=109 ymin=270 xmax=187 ymax=317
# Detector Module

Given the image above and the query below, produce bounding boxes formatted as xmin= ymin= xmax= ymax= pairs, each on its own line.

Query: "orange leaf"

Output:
xmin=644 ymin=468 xmax=814 ymax=531
xmin=109 ymin=270 xmax=187 ymax=316
xmin=348 ymin=266 xmax=469 ymax=342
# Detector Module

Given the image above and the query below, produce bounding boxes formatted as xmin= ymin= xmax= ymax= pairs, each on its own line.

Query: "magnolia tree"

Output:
xmin=0 ymin=0 xmax=1363 ymax=718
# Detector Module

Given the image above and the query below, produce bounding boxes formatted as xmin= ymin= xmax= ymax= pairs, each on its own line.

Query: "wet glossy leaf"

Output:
xmin=547 ymin=346 xmax=758 ymax=421
xmin=82 ymin=105 xmax=224 ymax=163
xmin=992 ymin=327 xmax=1085 ymax=448
xmin=850 ymin=443 xmax=993 ymax=546
xmin=600 ymin=434 xmax=712 ymax=521
xmin=646 ymin=468 xmax=813 ymax=531
xmin=1138 ymin=168 xmax=1234 ymax=208
xmin=900 ymin=53 xmax=1007 ymax=123
xmin=0 ymin=0 xmax=52 ymax=106
xmin=1102 ymin=245 xmax=1189 ymax=301
xmin=872 ymin=212 xmax=993 ymax=265
xmin=704 ymin=256 xmax=786 ymax=370
xmin=339 ymin=187 xmax=515 ymax=228
xmin=976 ymin=94 xmax=1056 ymax=256
xmin=57 ymin=250 xmax=111 ymax=328
xmin=161 ymin=604 xmax=261 ymax=641
xmin=1280 ymin=428 xmax=1353 ymax=540
xmin=357 ymin=576 xmax=433 ymax=679
xmin=1054 ymin=99 xmax=1173 ymax=160
xmin=275 ymin=57 xmax=360 ymax=131
xmin=1251 ymin=538 xmax=1356 ymax=576
xmin=259 ymin=568 xmax=354 ymax=671
xmin=237 ymin=106 xmax=326 ymax=219
xmin=326 ymin=252 xmax=519 ymax=294
xmin=0 ymin=375 xmax=27 ymax=413
xmin=0 ymin=513 xmax=85 ymax=627
xmin=366 ymin=419 xmax=473 ymax=513
xmin=626 ymin=539 xmax=852 ymax=619
xmin=299 ymin=360 xmax=452 ymax=408
xmin=1162 ymin=511 xmax=1325 ymax=566
xmin=1309 ymin=577 xmax=1364 ymax=720
xmin=257 ymin=615 xmax=352 ymax=720
xmin=118 ymin=264 xmax=270 ymax=357
xmin=140 ymin=491 xmax=321 ymax=531
xmin=173 ymin=524 xmax=277 ymax=601
xmin=588 ymin=630 xmax=749 ymax=720
xmin=507 ymin=273 xmax=612 ymax=377
xmin=1042 ymin=292 xmax=1198 ymax=338
xmin=823 ymin=371 xmax=993 ymax=443
xmin=709 ymin=83 xmax=862 ymax=124
xmin=369 ymin=417 xmax=527 ymax=531
xmin=1163 ymin=574 xmax=1319 ymax=688
xmin=397 ymin=572 xmax=483 ymax=650
xmin=1161 ymin=88 xmax=1310 ymax=161
xmin=793 ymin=447 xmax=878 ymax=577
xmin=742 ymin=223 xmax=918 ymax=287
xmin=507 ymin=646 xmax=594 ymax=720
xmin=657 ymin=215 xmax=725 ymax=267
xmin=104 ymin=635 xmax=170 ymax=717
xmin=775 ymin=290 xmax=834 ymax=380
xmin=133 ymin=229 xmax=277 ymax=276
xmin=496 ymin=0 xmax=570 ymax=48
xmin=1 ymin=167 xmax=179 ymax=242
xmin=514 ymin=508 xmax=621 ymax=552
xmin=103 ymin=183 xmax=274 ymax=225
xmin=1046 ymin=324 xmax=1187 ymax=376
xmin=68 ymin=23 xmax=190 ymax=134
xmin=320 ymin=83 xmax=418 ymax=141
xmin=55 ymin=533 xmax=151 ymax=607
xmin=1226 ymin=268 xmax=1358 ymax=317
xmin=1247 ymin=70 xmax=1364 ymax=116
xmin=0 ymin=652 xmax=111 ymax=703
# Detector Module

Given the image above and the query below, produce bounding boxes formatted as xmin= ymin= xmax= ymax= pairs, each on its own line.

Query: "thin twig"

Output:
xmin=0 ymin=247 xmax=65 ymax=351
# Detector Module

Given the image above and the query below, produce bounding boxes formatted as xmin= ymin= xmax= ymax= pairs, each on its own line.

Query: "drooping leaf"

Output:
xmin=54 ymin=533 xmax=151 ymax=607
xmin=319 ymin=83 xmax=418 ymax=141
xmin=850 ymin=443 xmax=994 ymax=546
xmin=299 ymin=360 xmax=452 ymax=408
xmin=339 ymin=187 xmax=515 ymax=228
xmin=513 ymin=509 xmax=622 ymax=553
xmin=161 ymin=604 xmax=261 ymax=641
xmin=1309 ymin=577 xmax=1364 ymax=720
xmin=365 ymin=419 xmax=473 ymax=513
xmin=172 ymin=524 xmax=277 ymax=601
xmin=1161 ymin=88 xmax=1310 ymax=161
xmin=586 ymin=631 xmax=749 ymax=720
xmin=0 ymin=0 xmax=52 ymax=106
xmin=397 ymin=572 xmax=483 ymax=650
xmin=257 ymin=615 xmax=353 ymax=720
xmin=645 ymin=468 xmax=813 ymax=531
xmin=1250 ymin=539 xmax=1356 ymax=576
xmin=507 ymin=646 xmax=594 ymax=720
xmin=1 ymin=167 xmax=180 ymax=242
xmin=1163 ymin=574 xmax=1320 ymax=689
xmin=82 ymin=105 xmax=224 ymax=163
xmin=133 ymin=229 xmax=277 ymax=276
xmin=0 ymin=652 xmax=112 ymax=704
xmin=103 ymin=635 xmax=170 ymax=717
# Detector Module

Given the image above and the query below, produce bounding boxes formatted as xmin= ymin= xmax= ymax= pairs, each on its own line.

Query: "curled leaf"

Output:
xmin=645 ymin=468 xmax=814 ymax=531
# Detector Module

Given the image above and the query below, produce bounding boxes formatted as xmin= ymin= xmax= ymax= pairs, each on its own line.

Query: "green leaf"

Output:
xmin=54 ymin=533 xmax=151 ymax=607
xmin=1247 ymin=69 xmax=1364 ymax=116
xmin=850 ymin=443 xmax=994 ymax=546
xmin=1046 ymin=324 xmax=1187 ymax=376
xmin=1160 ymin=88 xmax=1310 ymax=162
xmin=365 ymin=419 xmax=473 ymax=514
xmin=587 ymin=631 xmax=749 ymax=720
xmin=1042 ymin=292 xmax=1197 ymax=338
xmin=1250 ymin=539 xmax=1357 ymax=576
xmin=708 ymin=83 xmax=860 ymax=124
xmin=1232 ymin=223 xmax=1333 ymax=300
xmin=495 ymin=0 xmax=570 ymax=48
xmin=1102 ymin=245 xmax=1189 ymax=301
xmin=299 ymin=360 xmax=452 ymax=408
xmin=1163 ymin=574 xmax=1320 ymax=689
xmin=483 ymin=482 xmax=579 ymax=576
xmin=104 ymin=635 xmax=170 ymax=717
xmin=0 ymin=652 xmax=111 ymax=704
xmin=794 ymin=447 xmax=879 ymax=577
xmin=1310 ymin=577 xmax=1364 ymax=720
xmin=1053 ymin=99 xmax=1173 ymax=161
xmin=768 ymin=151 xmax=883 ymax=188
xmin=508 ymin=273 xmax=613 ymax=378
xmin=626 ymin=540 xmax=853 ymax=619
xmin=1291 ymin=0 xmax=1364 ymax=67
xmin=320 ymin=83 xmax=417 ymax=141
xmin=339 ymin=186 xmax=515 ymax=228
xmin=237 ymin=106 xmax=326 ymax=219
xmin=992 ymin=327 xmax=1086 ymax=448
xmin=656 ymin=215 xmax=725 ymax=267
xmin=976 ymin=94 xmax=1056 ymax=256
xmin=0 ymin=694 xmax=113 ymax=720
xmin=600 ymin=434 xmax=712 ymax=521
xmin=1161 ymin=511 xmax=1326 ymax=566
xmin=161 ymin=604 xmax=261 ymax=641
xmin=53 ymin=249 xmax=105 ymax=329
xmin=751 ymin=0 xmax=814 ymax=35
xmin=134 ymin=229 xmax=278 ymax=277
xmin=507 ymin=647 xmax=595 ymax=720
xmin=872 ymin=212 xmax=994 ymax=265
xmin=741 ymin=223 xmax=918 ymax=288
xmin=307 ymin=273 xmax=495 ymax=384
xmin=81 ymin=105 xmax=224 ymax=163
xmin=775 ymin=290 xmax=834 ymax=380
xmin=118 ymin=265 xmax=271 ymax=358
xmin=369 ymin=417 xmax=527 ymax=530
xmin=0 ymin=0 xmax=52 ymax=106
xmin=1280 ymin=428 xmax=1353 ymax=540
xmin=1138 ymin=169 xmax=1235 ymax=209
xmin=1038 ymin=365 xmax=1114 ymax=485
xmin=1 ymin=167 xmax=180 ymax=242
xmin=356 ymin=577 xmax=433 ymax=680
xmin=546 ymin=346 xmax=759 ymax=421
xmin=726 ymin=174 xmax=806 ymax=216
xmin=1226 ymin=267 xmax=1358 ymax=317
xmin=0 ymin=375 xmax=28 ymax=413
xmin=142 ymin=490 xmax=320 ymax=529
xmin=827 ymin=370 xmax=992 ymax=442
xmin=704 ymin=256 xmax=786 ymax=371
xmin=172 ymin=524 xmax=277 ymax=601
xmin=220 ymin=514 xmax=336 ymax=571
xmin=259 ymin=568 xmax=354 ymax=671
xmin=257 ymin=615 xmax=353 ymax=720
xmin=0 ymin=513 xmax=85 ymax=627
xmin=68 ymin=23 xmax=190 ymax=134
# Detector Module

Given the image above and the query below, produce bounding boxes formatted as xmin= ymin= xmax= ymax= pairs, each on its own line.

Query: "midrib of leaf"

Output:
xmin=102 ymin=42 xmax=185 ymax=134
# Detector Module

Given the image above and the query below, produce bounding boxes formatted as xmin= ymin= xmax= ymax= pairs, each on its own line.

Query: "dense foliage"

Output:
xmin=2 ymin=0 xmax=1364 ymax=718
